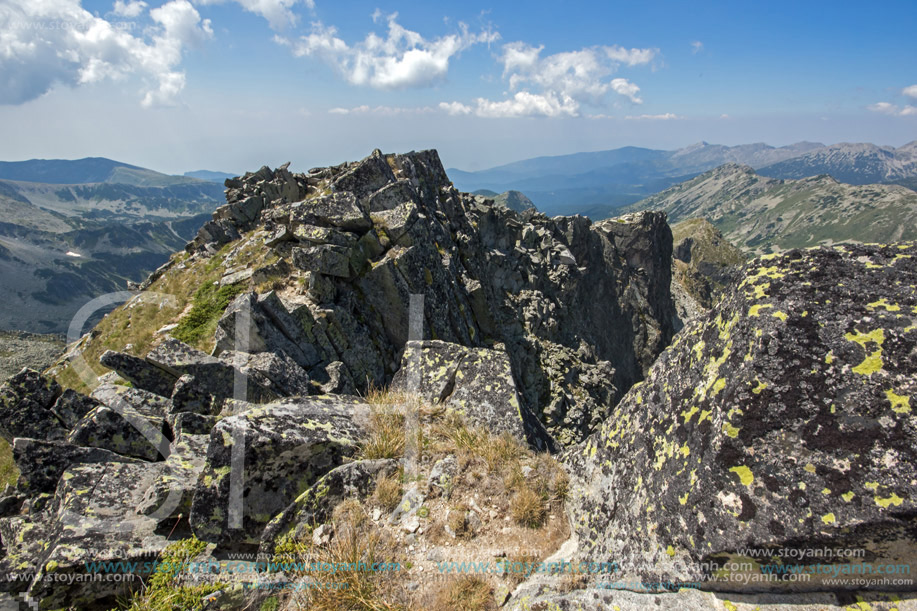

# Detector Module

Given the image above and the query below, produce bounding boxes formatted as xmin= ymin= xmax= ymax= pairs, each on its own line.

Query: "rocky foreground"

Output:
xmin=0 ymin=149 xmax=914 ymax=610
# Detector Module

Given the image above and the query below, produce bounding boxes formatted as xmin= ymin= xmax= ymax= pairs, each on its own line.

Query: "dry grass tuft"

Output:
xmin=373 ymin=473 xmax=403 ymax=512
xmin=510 ymin=487 xmax=547 ymax=528
xmin=281 ymin=501 xmax=407 ymax=611
xmin=359 ymin=406 xmax=406 ymax=460
xmin=430 ymin=575 xmax=494 ymax=611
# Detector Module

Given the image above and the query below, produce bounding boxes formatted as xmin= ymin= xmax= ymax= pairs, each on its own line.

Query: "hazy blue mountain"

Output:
xmin=0 ymin=158 xmax=226 ymax=333
xmin=449 ymin=141 xmax=827 ymax=217
xmin=184 ymin=170 xmax=237 ymax=183
xmin=0 ymin=157 xmax=213 ymax=187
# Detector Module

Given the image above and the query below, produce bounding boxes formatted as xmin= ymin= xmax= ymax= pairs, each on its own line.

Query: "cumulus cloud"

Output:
xmin=283 ymin=12 xmax=498 ymax=89
xmin=903 ymin=84 xmax=917 ymax=99
xmin=195 ymin=0 xmax=310 ymax=31
xmin=691 ymin=40 xmax=703 ymax=54
xmin=0 ymin=0 xmax=212 ymax=107
xmin=112 ymin=0 xmax=148 ymax=17
xmin=441 ymin=41 xmax=656 ymax=118
xmin=868 ymin=102 xmax=917 ymax=117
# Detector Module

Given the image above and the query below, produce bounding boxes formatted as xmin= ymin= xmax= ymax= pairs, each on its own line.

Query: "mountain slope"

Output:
xmin=0 ymin=166 xmax=224 ymax=333
xmin=0 ymin=157 xmax=213 ymax=188
xmin=449 ymin=142 xmax=827 ymax=216
xmin=758 ymin=141 xmax=917 ymax=185
xmin=629 ymin=163 xmax=917 ymax=255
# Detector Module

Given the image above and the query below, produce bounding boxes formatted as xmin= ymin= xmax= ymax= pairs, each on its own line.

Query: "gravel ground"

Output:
xmin=0 ymin=330 xmax=65 ymax=383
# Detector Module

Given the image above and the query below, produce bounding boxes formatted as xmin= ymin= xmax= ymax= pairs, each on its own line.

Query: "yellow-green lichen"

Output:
xmin=730 ymin=465 xmax=754 ymax=487
xmin=845 ymin=328 xmax=885 ymax=375
xmin=886 ymin=389 xmax=911 ymax=414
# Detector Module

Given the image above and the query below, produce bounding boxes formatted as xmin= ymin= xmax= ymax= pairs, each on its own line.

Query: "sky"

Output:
xmin=1 ymin=0 xmax=915 ymax=174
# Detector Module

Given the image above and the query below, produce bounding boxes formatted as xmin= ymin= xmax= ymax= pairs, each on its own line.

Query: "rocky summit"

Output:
xmin=0 ymin=148 xmax=915 ymax=610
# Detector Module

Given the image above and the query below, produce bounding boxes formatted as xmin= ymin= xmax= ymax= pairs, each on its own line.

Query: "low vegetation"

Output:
xmin=267 ymin=389 xmax=570 ymax=611
xmin=115 ymin=536 xmax=225 ymax=611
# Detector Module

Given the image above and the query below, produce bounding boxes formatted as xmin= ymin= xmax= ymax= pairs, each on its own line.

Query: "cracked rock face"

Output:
xmin=566 ymin=243 xmax=917 ymax=592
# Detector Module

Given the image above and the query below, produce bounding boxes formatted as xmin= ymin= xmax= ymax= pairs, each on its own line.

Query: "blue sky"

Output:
xmin=1 ymin=0 xmax=915 ymax=173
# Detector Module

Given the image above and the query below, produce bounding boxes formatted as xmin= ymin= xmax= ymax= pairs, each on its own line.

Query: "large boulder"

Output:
xmin=12 ymin=438 xmax=139 ymax=493
xmin=189 ymin=395 xmax=368 ymax=545
xmin=566 ymin=243 xmax=917 ymax=592
xmin=137 ymin=432 xmax=209 ymax=521
xmin=392 ymin=340 xmax=555 ymax=450
xmin=68 ymin=404 xmax=172 ymax=462
xmin=0 ymin=369 xmax=67 ymax=442
xmin=259 ymin=458 xmax=399 ymax=555
xmin=2 ymin=461 xmax=177 ymax=608
xmin=99 ymin=350 xmax=177 ymax=397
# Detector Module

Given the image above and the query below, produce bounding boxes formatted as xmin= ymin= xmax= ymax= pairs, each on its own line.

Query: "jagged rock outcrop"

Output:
xmin=566 ymin=243 xmax=917 ymax=592
xmin=186 ymin=149 xmax=676 ymax=445
xmin=0 ymin=148 xmax=682 ymax=608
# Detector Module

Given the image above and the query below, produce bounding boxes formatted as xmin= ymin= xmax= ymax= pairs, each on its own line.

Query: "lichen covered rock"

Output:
xmin=0 ymin=368 xmax=67 ymax=442
xmin=392 ymin=340 xmax=555 ymax=450
xmin=567 ymin=243 xmax=917 ymax=592
xmin=189 ymin=395 xmax=367 ymax=544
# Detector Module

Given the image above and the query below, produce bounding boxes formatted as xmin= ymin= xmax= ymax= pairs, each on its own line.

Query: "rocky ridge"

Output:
xmin=1 ymin=148 xmax=914 ymax=610
xmin=0 ymin=149 xmax=678 ymax=608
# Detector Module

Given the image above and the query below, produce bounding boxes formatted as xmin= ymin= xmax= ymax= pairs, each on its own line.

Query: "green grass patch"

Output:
xmin=0 ymin=439 xmax=19 ymax=489
xmin=115 ymin=536 xmax=225 ymax=611
xmin=172 ymin=281 xmax=246 ymax=348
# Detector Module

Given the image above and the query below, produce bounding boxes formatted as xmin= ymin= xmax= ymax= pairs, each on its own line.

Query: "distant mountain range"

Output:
xmin=627 ymin=163 xmax=917 ymax=255
xmin=184 ymin=170 xmax=238 ymax=183
xmin=449 ymin=141 xmax=917 ymax=217
xmin=0 ymin=158 xmax=226 ymax=333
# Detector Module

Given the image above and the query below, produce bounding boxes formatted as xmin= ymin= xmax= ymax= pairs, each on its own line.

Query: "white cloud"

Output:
xmin=903 ymin=84 xmax=917 ymax=99
xmin=438 ymin=101 xmax=473 ymax=115
xmin=605 ymin=45 xmax=657 ymax=66
xmin=0 ymin=0 xmax=212 ymax=107
xmin=691 ymin=40 xmax=703 ymax=54
xmin=625 ymin=112 xmax=679 ymax=120
xmin=443 ymin=41 xmax=655 ymax=118
xmin=112 ymin=0 xmax=147 ymax=18
xmin=284 ymin=13 xmax=498 ymax=89
xmin=610 ymin=78 xmax=642 ymax=103
xmin=868 ymin=102 xmax=917 ymax=117
xmin=474 ymin=91 xmax=578 ymax=118
xmin=195 ymin=0 xmax=310 ymax=31
xmin=328 ymin=104 xmax=433 ymax=115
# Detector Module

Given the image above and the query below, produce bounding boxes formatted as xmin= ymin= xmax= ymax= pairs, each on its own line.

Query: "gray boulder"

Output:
xmin=292 ymin=244 xmax=353 ymax=278
xmin=68 ymin=404 xmax=171 ymax=462
xmin=566 ymin=244 xmax=917 ymax=592
xmin=189 ymin=395 xmax=368 ymax=544
xmin=99 ymin=350 xmax=177 ymax=397
xmin=259 ymin=458 xmax=398 ymax=555
xmin=0 ymin=369 xmax=67 ymax=442
xmin=392 ymin=340 xmax=555 ymax=451
xmin=12 ymin=438 xmax=139 ymax=494
xmin=50 ymin=389 xmax=100 ymax=429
